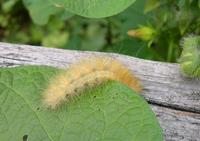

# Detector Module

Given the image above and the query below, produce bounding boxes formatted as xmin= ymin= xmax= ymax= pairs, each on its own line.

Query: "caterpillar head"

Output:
xmin=179 ymin=35 xmax=200 ymax=78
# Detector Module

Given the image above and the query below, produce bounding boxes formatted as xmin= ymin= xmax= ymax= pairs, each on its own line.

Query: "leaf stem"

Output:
xmin=167 ymin=40 xmax=174 ymax=62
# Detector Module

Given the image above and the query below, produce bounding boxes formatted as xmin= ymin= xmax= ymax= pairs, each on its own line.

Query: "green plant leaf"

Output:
xmin=23 ymin=0 xmax=136 ymax=22
xmin=0 ymin=66 xmax=163 ymax=141
xmin=23 ymin=0 xmax=73 ymax=25
xmin=54 ymin=0 xmax=136 ymax=18
xmin=144 ymin=0 xmax=161 ymax=13
xmin=42 ymin=31 xmax=69 ymax=48
xmin=1 ymin=0 xmax=19 ymax=13
xmin=199 ymin=0 xmax=200 ymax=8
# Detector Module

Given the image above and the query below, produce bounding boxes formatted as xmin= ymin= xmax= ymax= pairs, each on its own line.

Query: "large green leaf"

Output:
xmin=54 ymin=0 xmax=137 ymax=18
xmin=23 ymin=0 xmax=73 ymax=25
xmin=0 ymin=66 xmax=163 ymax=141
xmin=23 ymin=0 xmax=136 ymax=25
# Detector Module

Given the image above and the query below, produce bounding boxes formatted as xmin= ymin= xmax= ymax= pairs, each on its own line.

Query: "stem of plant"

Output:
xmin=167 ymin=40 xmax=174 ymax=62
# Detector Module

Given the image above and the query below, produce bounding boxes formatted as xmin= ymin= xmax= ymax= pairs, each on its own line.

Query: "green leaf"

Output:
xmin=199 ymin=0 xmax=200 ymax=8
xmin=1 ymin=0 xmax=19 ymax=13
xmin=0 ymin=66 xmax=163 ymax=141
xmin=54 ymin=0 xmax=136 ymax=18
xmin=144 ymin=0 xmax=161 ymax=13
xmin=23 ymin=0 xmax=73 ymax=25
xmin=42 ymin=31 xmax=69 ymax=48
xmin=23 ymin=0 xmax=136 ymax=21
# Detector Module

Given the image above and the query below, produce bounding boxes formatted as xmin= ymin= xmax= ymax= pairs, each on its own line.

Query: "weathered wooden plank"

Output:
xmin=0 ymin=42 xmax=199 ymax=113
xmin=0 ymin=42 xmax=200 ymax=140
xmin=152 ymin=105 xmax=200 ymax=141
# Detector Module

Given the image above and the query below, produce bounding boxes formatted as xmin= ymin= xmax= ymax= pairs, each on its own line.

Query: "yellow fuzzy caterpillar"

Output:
xmin=43 ymin=56 xmax=142 ymax=108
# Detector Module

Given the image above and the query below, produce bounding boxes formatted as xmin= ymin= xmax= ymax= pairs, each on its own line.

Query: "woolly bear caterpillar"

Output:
xmin=43 ymin=56 xmax=142 ymax=108
xmin=179 ymin=35 xmax=200 ymax=78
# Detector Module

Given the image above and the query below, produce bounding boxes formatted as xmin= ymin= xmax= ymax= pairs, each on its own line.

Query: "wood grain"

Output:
xmin=0 ymin=42 xmax=200 ymax=141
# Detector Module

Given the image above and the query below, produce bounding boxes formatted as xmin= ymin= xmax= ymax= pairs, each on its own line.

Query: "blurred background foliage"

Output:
xmin=0 ymin=0 xmax=200 ymax=62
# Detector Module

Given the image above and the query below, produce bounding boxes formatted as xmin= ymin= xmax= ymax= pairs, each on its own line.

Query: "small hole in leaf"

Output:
xmin=74 ymin=88 xmax=78 ymax=93
xmin=98 ymin=108 xmax=100 ymax=111
xmin=37 ymin=107 xmax=40 ymax=110
xmin=95 ymin=78 xmax=98 ymax=82
xmin=65 ymin=94 xmax=70 ymax=98
xmin=23 ymin=134 xmax=28 ymax=141
xmin=93 ymin=95 xmax=96 ymax=98
xmin=84 ymin=83 xmax=89 ymax=87
xmin=82 ymin=23 xmax=88 ymax=29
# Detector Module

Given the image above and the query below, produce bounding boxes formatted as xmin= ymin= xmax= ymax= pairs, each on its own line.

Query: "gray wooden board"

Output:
xmin=0 ymin=42 xmax=199 ymax=141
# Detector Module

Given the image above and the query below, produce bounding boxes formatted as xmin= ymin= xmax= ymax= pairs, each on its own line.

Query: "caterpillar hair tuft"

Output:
xmin=43 ymin=56 xmax=142 ymax=108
